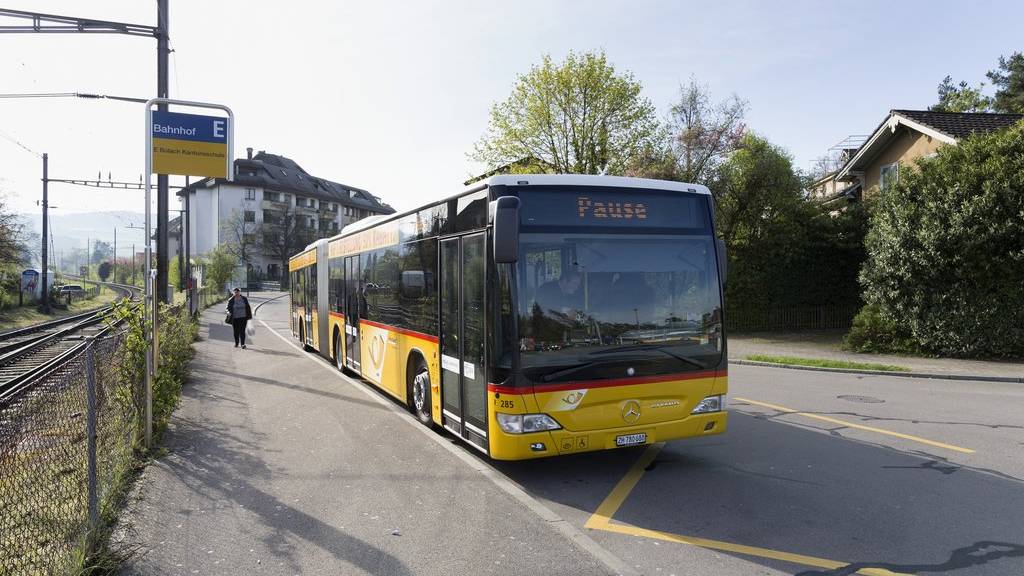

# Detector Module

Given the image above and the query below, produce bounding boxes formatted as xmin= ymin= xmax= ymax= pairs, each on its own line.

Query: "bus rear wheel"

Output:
xmin=334 ymin=331 xmax=344 ymax=371
xmin=410 ymin=359 xmax=433 ymax=427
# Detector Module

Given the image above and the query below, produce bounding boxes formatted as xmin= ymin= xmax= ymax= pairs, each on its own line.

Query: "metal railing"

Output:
xmin=726 ymin=303 xmax=860 ymax=333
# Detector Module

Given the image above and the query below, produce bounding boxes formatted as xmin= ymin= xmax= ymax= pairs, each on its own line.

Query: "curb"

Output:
xmin=729 ymin=359 xmax=1024 ymax=384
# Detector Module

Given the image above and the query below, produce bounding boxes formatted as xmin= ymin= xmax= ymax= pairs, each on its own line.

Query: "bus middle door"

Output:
xmin=440 ymin=233 xmax=488 ymax=453
xmin=344 ymin=255 xmax=361 ymax=371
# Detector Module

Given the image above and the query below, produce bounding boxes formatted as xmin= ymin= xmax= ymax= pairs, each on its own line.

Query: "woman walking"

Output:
xmin=227 ymin=288 xmax=253 ymax=349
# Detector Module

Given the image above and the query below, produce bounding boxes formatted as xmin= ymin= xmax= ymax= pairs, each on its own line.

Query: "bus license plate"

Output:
xmin=616 ymin=433 xmax=647 ymax=447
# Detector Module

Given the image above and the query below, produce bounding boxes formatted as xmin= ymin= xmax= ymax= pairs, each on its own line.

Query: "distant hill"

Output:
xmin=20 ymin=211 xmax=149 ymax=268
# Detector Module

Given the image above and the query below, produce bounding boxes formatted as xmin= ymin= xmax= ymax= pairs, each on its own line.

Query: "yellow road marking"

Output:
xmin=596 ymin=521 xmax=909 ymax=576
xmin=734 ymin=397 xmax=975 ymax=454
xmin=585 ymin=444 xmax=912 ymax=575
xmin=584 ymin=443 xmax=664 ymax=530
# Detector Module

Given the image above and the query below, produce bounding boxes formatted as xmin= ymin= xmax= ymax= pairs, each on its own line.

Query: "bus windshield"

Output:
xmin=515 ymin=230 xmax=723 ymax=384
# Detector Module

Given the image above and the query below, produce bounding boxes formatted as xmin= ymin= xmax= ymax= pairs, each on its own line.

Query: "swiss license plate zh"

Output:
xmin=615 ymin=433 xmax=647 ymax=447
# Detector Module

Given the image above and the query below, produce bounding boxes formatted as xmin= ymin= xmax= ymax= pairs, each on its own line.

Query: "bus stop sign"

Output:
xmin=151 ymin=110 xmax=229 ymax=177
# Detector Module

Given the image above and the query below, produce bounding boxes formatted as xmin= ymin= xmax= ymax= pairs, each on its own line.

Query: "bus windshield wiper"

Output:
xmin=589 ymin=344 xmax=707 ymax=370
xmin=538 ymin=357 xmax=645 ymax=383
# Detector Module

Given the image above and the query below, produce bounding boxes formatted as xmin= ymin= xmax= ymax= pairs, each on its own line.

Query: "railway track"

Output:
xmin=0 ymin=281 xmax=142 ymax=405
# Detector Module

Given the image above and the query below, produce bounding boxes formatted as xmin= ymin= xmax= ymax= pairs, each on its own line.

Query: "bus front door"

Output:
xmin=344 ymin=255 xmax=361 ymax=371
xmin=440 ymin=233 xmax=488 ymax=452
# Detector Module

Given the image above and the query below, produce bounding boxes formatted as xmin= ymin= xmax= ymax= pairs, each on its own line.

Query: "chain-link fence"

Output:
xmin=0 ymin=332 xmax=138 ymax=575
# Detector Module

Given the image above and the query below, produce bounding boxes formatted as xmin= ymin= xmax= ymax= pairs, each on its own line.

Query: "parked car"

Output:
xmin=58 ymin=284 xmax=86 ymax=296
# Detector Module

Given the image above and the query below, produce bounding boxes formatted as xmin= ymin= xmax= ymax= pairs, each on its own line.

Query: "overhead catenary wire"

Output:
xmin=0 ymin=128 xmax=41 ymax=158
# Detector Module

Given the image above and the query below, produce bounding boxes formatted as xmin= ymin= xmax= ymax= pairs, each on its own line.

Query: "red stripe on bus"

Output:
xmin=328 ymin=311 xmax=345 ymax=320
xmin=487 ymin=369 xmax=727 ymax=395
xmin=359 ymin=319 xmax=440 ymax=344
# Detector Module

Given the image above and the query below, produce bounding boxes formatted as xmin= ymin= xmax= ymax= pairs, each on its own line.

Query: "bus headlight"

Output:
xmin=691 ymin=395 xmax=724 ymax=414
xmin=496 ymin=413 xmax=562 ymax=434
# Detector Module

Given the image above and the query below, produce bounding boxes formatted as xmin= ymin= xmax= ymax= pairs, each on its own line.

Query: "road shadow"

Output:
xmin=130 ymin=384 xmax=412 ymax=576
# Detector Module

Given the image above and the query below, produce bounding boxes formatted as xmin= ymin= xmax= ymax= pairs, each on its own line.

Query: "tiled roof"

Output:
xmin=182 ymin=151 xmax=394 ymax=214
xmin=894 ymin=110 xmax=1023 ymax=139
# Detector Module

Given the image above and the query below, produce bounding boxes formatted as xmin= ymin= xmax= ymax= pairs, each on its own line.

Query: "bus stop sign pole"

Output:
xmin=144 ymin=97 xmax=233 ymax=449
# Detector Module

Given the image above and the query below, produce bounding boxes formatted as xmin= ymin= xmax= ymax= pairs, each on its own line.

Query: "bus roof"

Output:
xmin=483 ymin=174 xmax=711 ymax=195
xmin=295 ymin=174 xmax=712 ymax=259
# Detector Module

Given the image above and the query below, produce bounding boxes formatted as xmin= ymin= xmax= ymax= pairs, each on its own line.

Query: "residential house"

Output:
xmin=814 ymin=110 xmax=1023 ymax=207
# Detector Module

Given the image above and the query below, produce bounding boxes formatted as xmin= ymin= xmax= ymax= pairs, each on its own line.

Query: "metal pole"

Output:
xmin=144 ymin=104 xmax=154 ymax=450
xmin=132 ymin=244 xmax=136 ymax=286
xmin=113 ymin=227 xmax=117 ymax=282
xmin=85 ymin=342 xmax=98 ymax=531
xmin=184 ymin=176 xmax=191 ymax=314
xmin=177 ymin=210 xmax=184 ymax=294
xmin=156 ymin=0 xmax=170 ymax=304
xmin=86 ymin=237 xmax=90 ymax=279
xmin=40 ymin=153 xmax=50 ymax=312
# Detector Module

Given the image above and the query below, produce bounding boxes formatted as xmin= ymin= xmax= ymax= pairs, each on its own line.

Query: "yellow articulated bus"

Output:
xmin=289 ymin=174 xmax=728 ymax=460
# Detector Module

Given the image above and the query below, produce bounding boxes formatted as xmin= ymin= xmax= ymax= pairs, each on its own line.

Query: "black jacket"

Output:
xmin=227 ymin=295 xmax=253 ymax=320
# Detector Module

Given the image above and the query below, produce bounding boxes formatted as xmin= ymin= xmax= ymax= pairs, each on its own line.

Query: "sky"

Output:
xmin=1 ymin=0 xmax=1021 ymax=224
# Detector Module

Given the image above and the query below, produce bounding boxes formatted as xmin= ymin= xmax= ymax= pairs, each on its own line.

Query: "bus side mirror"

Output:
xmin=716 ymin=238 xmax=727 ymax=285
xmin=493 ymin=196 xmax=520 ymax=263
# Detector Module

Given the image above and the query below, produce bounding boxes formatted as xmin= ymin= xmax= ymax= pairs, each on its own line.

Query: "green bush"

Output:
xmin=111 ymin=301 xmax=198 ymax=440
xmin=844 ymin=303 xmax=918 ymax=354
xmin=858 ymin=121 xmax=1024 ymax=357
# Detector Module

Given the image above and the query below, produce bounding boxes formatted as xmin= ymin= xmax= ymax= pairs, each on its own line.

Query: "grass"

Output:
xmin=745 ymin=354 xmax=911 ymax=372
xmin=0 ymin=286 xmax=121 ymax=331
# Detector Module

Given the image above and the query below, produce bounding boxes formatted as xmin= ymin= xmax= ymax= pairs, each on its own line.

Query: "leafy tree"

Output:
xmin=0 ymin=194 xmax=29 ymax=267
xmin=203 ymin=245 xmax=237 ymax=293
xmin=856 ymin=121 xmax=1024 ymax=357
xmin=929 ymin=75 xmax=992 ymax=112
xmin=712 ymin=134 xmax=805 ymax=247
xmin=987 ymin=52 xmax=1024 ymax=113
xmin=664 ymin=77 xmax=747 ymax=185
xmin=97 ymin=260 xmax=112 ymax=281
xmin=473 ymin=50 xmax=660 ymax=175
xmin=710 ymin=134 xmax=868 ymax=331
xmin=92 ymin=240 xmax=113 ymax=264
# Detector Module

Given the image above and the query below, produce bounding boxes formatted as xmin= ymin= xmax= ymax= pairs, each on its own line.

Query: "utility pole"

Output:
xmin=184 ymin=176 xmax=191 ymax=313
xmin=86 ymin=237 xmax=90 ymax=279
xmin=113 ymin=227 xmax=117 ymax=282
xmin=40 ymin=153 xmax=50 ymax=313
xmin=132 ymin=244 xmax=136 ymax=286
xmin=156 ymin=0 xmax=170 ymax=304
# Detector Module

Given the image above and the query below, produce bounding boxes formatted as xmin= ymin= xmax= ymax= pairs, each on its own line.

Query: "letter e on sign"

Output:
xmin=213 ymin=120 xmax=225 ymax=140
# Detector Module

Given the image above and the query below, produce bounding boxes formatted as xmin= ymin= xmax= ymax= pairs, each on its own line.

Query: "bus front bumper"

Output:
xmin=488 ymin=411 xmax=727 ymax=461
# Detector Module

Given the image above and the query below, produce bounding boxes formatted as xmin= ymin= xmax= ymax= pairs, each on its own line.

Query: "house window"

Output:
xmin=880 ymin=162 xmax=899 ymax=190
xmin=244 ymin=210 xmax=256 ymax=222
xmin=245 ymin=188 xmax=256 ymax=200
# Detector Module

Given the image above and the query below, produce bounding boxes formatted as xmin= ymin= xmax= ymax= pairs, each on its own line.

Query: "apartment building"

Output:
xmin=180 ymin=149 xmax=394 ymax=287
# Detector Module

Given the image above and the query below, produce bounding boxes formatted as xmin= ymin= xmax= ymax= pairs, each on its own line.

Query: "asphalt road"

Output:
xmin=123 ymin=295 xmax=1024 ymax=575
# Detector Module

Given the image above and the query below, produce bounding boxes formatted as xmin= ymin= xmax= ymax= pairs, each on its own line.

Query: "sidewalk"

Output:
xmin=117 ymin=294 xmax=614 ymax=576
xmin=729 ymin=331 xmax=1024 ymax=382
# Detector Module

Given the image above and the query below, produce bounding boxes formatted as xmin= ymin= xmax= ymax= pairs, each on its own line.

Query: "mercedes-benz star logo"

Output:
xmin=621 ymin=400 xmax=641 ymax=424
